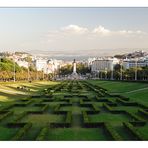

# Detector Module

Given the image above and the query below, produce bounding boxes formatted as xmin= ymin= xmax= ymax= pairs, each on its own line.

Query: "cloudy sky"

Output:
xmin=0 ymin=8 xmax=148 ymax=57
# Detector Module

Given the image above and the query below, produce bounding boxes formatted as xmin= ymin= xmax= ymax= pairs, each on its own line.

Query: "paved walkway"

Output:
xmin=125 ymin=87 xmax=148 ymax=94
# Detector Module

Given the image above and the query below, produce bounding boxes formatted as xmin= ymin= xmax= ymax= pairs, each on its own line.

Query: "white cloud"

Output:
xmin=61 ymin=24 xmax=89 ymax=34
xmin=92 ymin=25 xmax=111 ymax=35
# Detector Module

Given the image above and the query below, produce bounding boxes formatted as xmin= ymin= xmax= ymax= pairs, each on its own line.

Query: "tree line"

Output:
xmin=0 ymin=58 xmax=49 ymax=81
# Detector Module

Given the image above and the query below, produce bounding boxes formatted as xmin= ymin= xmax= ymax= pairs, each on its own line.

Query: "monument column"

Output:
xmin=73 ymin=59 xmax=77 ymax=74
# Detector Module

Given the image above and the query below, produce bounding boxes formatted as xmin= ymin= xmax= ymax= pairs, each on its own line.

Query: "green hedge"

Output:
xmin=36 ymin=127 xmax=48 ymax=141
xmin=125 ymin=111 xmax=146 ymax=122
xmin=54 ymin=104 xmax=61 ymax=111
xmin=138 ymin=109 xmax=148 ymax=118
xmin=11 ymin=123 xmax=32 ymax=140
xmin=123 ymin=122 xmax=144 ymax=140
xmin=13 ymin=112 xmax=27 ymax=122
xmin=92 ymin=104 xmax=100 ymax=112
xmin=0 ymin=111 xmax=13 ymax=122
xmin=82 ymin=111 xmax=89 ymax=123
xmin=41 ymin=104 xmax=49 ymax=112
xmin=104 ymin=123 xmax=123 ymax=141
xmin=103 ymin=103 xmax=113 ymax=111
xmin=65 ymin=111 xmax=72 ymax=123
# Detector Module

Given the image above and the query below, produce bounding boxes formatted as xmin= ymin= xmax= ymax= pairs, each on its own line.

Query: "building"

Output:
xmin=91 ymin=57 xmax=119 ymax=73
xmin=34 ymin=58 xmax=48 ymax=73
xmin=16 ymin=59 xmax=29 ymax=68
xmin=123 ymin=57 xmax=148 ymax=69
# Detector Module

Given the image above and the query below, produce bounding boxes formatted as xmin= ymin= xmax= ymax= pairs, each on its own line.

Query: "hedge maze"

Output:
xmin=0 ymin=80 xmax=148 ymax=140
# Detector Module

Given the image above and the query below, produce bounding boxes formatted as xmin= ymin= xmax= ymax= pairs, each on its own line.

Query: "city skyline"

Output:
xmin=0 ymin=8 xmax=148 ymax=58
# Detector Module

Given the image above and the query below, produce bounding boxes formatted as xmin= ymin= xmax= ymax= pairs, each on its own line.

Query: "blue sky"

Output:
xmin=0 ymin=8 xmax=148 ymax=56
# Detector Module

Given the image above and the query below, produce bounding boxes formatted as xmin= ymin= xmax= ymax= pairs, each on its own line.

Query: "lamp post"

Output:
xmin=105 ymin=68 xmax=107 ymax=80
xmin=13 ymin=53 xmax=16 ymax=82
xmin=27 ymin=62 xmax=30 ymax=82
xmin=42 ymin=68 xmax=44 ymax=80
xmin=135 ymin=58 xmax=138 ymax=81
xmin=120 ymin=60 xmax=123 ymax=81
xmin=111 ymin=64 xmax=114 ymax=80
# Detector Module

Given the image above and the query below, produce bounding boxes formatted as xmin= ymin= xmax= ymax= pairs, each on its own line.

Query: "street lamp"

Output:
xmin=42 ymin=68 xmax=44 ymax=80
xmin=28 ymin=62 xmax=30 ymax=82
xmin=120 ymin=60 xmax=123 ymax=81
xmin=13 ymin=53 xmax=16 ymax=82
xmin=105 ymin=67 xmax=107 ymax=80
xmin=135 ymin=58 xmax=138 ymax=81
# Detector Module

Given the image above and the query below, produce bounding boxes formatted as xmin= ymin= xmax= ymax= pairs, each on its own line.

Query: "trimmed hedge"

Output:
xmin=104 ymin=123 xmax=123 ymax=141
xmin=13 ymin=112 xmax=27 ymax=122
xmin=65 ymin=111 xmax=72 ymax=123
xmin=137 ymin=103 xmax=148 ymax=109
xmin=11 ymin=123 xmax=32 ymax=140
xmin=36 ymin=127 xmax=48 ymax=141
xmin=123 ymin=122 xmax=144 ymax=140
xmin=50 ymin=122 xmax=70 ymax=128
xmin=54 ymin=111 xmax=67 ymax=115
xmin=54 ymin=104 xmax=61 ymax=111
xmin=138 ymin=109 xmax=148 ymax=118
xmin=82 ymin=111 xmax=89 ymax=123
xmin=7 ymin=123 xmax=26 ymax=128
xmin=92 ymin=104 xmax=100 ymax=112
xmin=0 ymin=111 xmax=13 ymax=122
xmin=116 ymin=98 xmax=138 ymax=106
xmin=125 ymin=111 xmax=146 ymax=122
xmin=0 ymin=104 xmax=14 ymax=111
xmin=84 ymin=122 xmax=104 ymax=128
xmin=103 ymin=103 xmax=113 ymax=111
xmin=41 ymin=104 xmax=49 ymax=112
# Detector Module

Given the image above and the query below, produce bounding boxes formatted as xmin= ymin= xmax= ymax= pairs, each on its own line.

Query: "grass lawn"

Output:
xmin=137 ymin=123 xmax=148 ymax=140
xmin=0 ymin=81 xmax=59 ymax=103
xmin=89 ymin=113 xmax=131 ymax=125
xmin=47 ymin=128 xmax=110 ymax=140
xmin=60 ymin=106 xmax=91 ymax=114
xmin=0 ymin=126 xmax=19 ymax=140
xmin=21 ymin=114 xmax=65 ymax=127
xmin=87 ymin=80 xmax=148 ymax=93
xmin=10 ymin=106 xmax=41 ymax=114
xmin=87 ymin=80 xmax=148 ymax=105
xmin=112 ymin=106 xmax=141 ymax=113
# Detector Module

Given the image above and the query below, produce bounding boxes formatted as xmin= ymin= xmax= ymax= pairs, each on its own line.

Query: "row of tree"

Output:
xmin=92 ymin=64 xmax=148 ymax=81
xmin=0 ymin=58 xmax=50 ymax=81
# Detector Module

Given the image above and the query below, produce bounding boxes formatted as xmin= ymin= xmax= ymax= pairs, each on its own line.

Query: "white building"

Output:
xmin=34 ymin=58 xmax=63 ymax=74
xmin=91 ymin=57 xmax=119 ymax=73
xmin=16 ymin=60 xmax=29 ymax=68
xmin=123 ymin=57 xmax=148 ymax=69
xmin=34 ymin=58 xmax=48 ymax=73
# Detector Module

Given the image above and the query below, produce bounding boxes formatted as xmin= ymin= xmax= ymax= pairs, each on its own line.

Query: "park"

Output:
xmin=0 ymin=79 xmax=148 ymax=141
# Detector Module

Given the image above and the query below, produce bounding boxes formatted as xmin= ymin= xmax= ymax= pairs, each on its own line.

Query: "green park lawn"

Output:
xmin=46 ymin=128 xmax=109 ymax=141
xmin=0 ymin=80 xmax=147 ymax=140
xmin=87 ymin=80 xmax=148 ymax=105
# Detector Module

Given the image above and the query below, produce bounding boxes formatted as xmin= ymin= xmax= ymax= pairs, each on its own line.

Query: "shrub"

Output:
xmin=103 ymin=103 xmax=113 ymax=111
xmin=41 ymin=104 xmax=49 ymax=112
xmin=11 ymin=123 xmax=32 ymax=140
xmin=92 ymin=104 xmax=100 ymax=112
xmin=54 ymin=104 xmax=61 ymax=111
xmin=0 ymin=111 xmax=13 ymax=122
xmin=13 ymin=112 xmax=27 ymax=122
xmin=65 ymin=111 xmax=72 ymax=123
xmin=138 ymin=109 xmax=148 ymax=118
xmin=36 ymin=127 xmax=48 ymax=141
xmin=125 ymin=111 xmax=146 ymax=122
xmin=50 ymin=122 xmax=70 ymax=128
xmin=82 ymin=111 xmax=89 ymax=123
xmin=123 ymin=122 xmax=144 ymax=140
xmin=104 ymin=123 xmax=123 ymax=140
